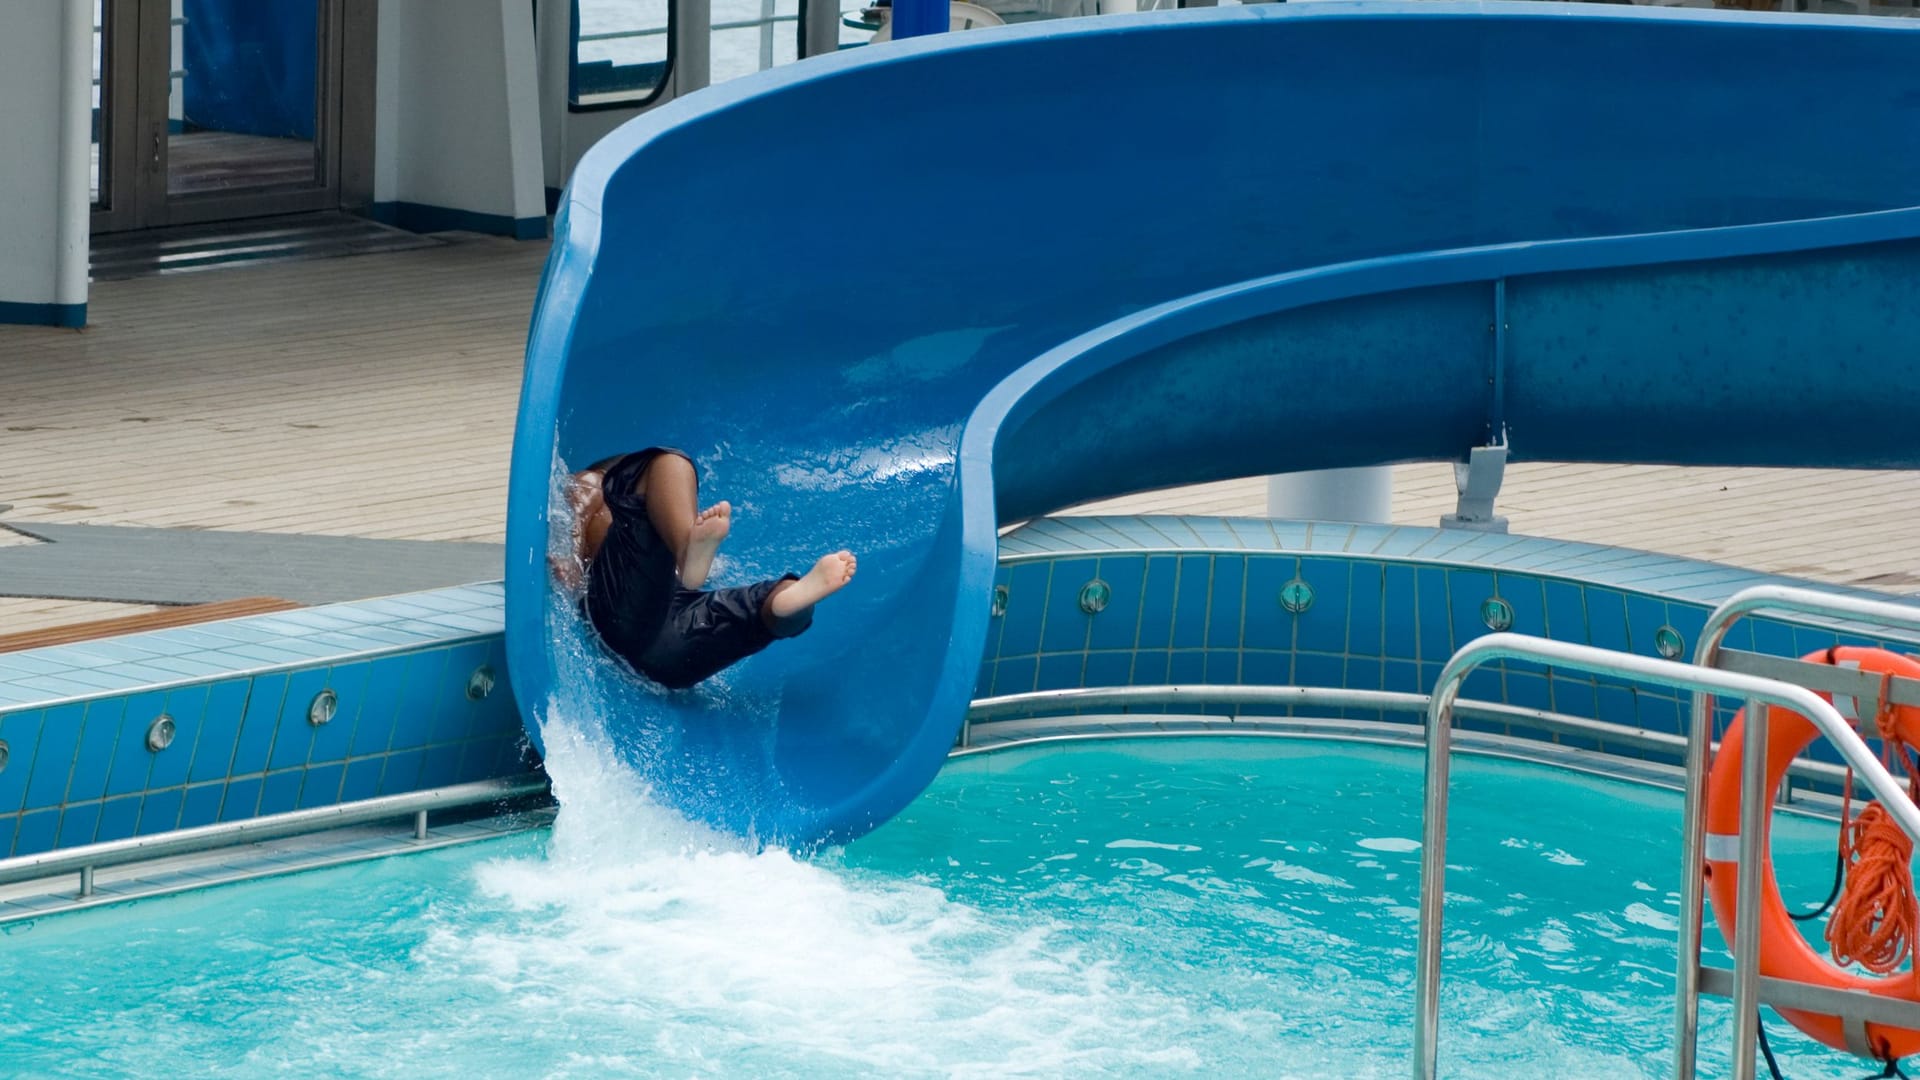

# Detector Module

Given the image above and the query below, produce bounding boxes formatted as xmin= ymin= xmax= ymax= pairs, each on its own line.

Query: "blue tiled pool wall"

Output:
xmin=0 ymin=635 xmax=535 ymax=860
xmin=980 ymin=551 xmax=1919 ymax=774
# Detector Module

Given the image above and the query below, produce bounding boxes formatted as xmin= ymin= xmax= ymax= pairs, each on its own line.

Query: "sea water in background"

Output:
xmin=578 ymin=0 xmax=823 ymax=91
xmin=577 ymin=0 xmax=1203 ymax=92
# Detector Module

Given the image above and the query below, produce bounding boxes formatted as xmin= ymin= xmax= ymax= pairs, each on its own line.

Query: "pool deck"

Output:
xmin=2 ymin=233 xmax=1917 ymax=633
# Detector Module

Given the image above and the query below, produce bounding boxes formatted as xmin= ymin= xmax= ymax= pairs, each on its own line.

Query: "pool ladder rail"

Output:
xmin=1412 ymin=585 xmax=1920 ymax=1080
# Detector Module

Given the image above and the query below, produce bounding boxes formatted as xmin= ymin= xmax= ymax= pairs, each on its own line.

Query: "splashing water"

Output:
xmin=449 ymin=706 xmax=1214 ymax=1078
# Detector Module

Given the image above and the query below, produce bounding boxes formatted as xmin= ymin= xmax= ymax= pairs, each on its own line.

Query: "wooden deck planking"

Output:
xmin=0 ymin=597 xmax=166 ymax=632
xmin=0 ymin=597 xmax=301 ymax=652
xmin=1 ymin=238 xmax=537 ymax=555
xmin=3 ymin=232 xmax=1918 ymax=636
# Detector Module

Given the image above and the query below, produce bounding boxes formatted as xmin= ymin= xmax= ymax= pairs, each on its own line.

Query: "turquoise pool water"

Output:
xmin=0 ymin=721 xmax=1867 ymax=1078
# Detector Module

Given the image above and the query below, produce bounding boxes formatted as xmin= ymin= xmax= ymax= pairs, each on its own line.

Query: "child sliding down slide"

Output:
xmin=556 ymin=447 xmax=856 ymax=689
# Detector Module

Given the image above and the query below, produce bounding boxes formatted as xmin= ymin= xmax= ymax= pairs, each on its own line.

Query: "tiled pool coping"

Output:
xmin=0 ymin=583 xmax=504 ymax=710
xmin=0 ymin=583 xmax=531 ymax=860
xmin=1000 ymin=517 xmax=1918 ymax=614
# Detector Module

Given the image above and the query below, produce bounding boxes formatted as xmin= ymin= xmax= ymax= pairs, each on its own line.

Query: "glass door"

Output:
xmin=93 ymin=0 xmax=344 ymax=233
xmin=92 ymin=0 xmax=140 ymax=231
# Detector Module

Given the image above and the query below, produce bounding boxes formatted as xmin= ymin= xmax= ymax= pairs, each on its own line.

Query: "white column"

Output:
xmin=372 ymin=0 xmax=546 ymax=237
xmin=498 ymin=0 xmax=547 ymax=228
xmin=0 ymin=2 xmax=90 ymax=325
xmin=535 ymin=0 xmax=571 ymax=193
xmin=1265 ymin=467 xmax=1394 ymax=525
xmin=55 ymin=0 xmax=92 ymax=316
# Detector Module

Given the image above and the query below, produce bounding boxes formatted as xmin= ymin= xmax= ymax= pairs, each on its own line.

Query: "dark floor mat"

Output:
xmin=91 ymin=212 xmax=441 ymax=281
xmin=0 ymin=521 xmax=502 ymax=606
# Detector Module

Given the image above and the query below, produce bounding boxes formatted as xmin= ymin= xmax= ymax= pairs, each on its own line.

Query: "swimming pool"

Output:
xmin=0 ymin=722 xmax=1865 ymax=1078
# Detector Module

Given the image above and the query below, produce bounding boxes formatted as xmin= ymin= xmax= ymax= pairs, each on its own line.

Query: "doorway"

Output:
xmin=92 ymin=0 xmax=362 ymax=233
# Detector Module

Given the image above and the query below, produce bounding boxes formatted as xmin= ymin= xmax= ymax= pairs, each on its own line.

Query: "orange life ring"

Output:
xmin=1704 ymin=646 xmax=1920 ymax=1059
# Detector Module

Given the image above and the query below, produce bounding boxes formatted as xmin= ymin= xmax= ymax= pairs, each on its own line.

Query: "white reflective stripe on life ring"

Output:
xmin=1705 ymin=832 xmax=1742 ymax=863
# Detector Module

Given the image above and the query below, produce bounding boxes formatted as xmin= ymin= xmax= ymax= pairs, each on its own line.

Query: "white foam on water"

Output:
xmin=1622 ymin=902 xmax=1679 ymax=933
xmin=426 ymin=681 xmax=1210 ymax=1076
xmin=1259 ymin=860 xmax=1350 ymax=889
xmin=1105 ymin=838 xmax=1202 ymax=852
xmin=1355 ymin=837 xmax=1420 ymax=854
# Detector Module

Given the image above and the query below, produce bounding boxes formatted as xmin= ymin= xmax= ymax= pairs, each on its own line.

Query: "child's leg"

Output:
xmin=763 ymin=551 xmax=858 ymax=626
xmin=634 ymin=452 xmax=729 ymax=589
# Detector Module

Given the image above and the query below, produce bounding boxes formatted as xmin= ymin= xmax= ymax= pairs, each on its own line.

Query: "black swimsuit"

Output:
xmin=583 ymin=448 xmax=811 ymax=689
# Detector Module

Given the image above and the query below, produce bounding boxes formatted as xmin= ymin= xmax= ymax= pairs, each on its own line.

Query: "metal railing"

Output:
xmin=579 ymin=15 xmax=797 ymax=42
xmin=1413 ymin=633 xmax=1920 ymax=1080
xmin=1674 ymin=586 xmax=1920 ymax=1078
xmin=0 ymin=776 xmax=549 ymax=900
xmin=965 ymin=684 xmax=1860 ymax=793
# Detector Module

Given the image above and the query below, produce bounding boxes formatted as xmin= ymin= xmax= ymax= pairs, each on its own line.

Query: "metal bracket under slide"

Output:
xmin=1440 ymin=440 xmax=1509 ymax=533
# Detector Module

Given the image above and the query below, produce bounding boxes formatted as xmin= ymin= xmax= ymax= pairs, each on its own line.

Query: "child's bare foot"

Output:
xmin=679 ymin=501 xmax=731 ymax=589
xmin=770 ymin=551 xmax=857 ymax=618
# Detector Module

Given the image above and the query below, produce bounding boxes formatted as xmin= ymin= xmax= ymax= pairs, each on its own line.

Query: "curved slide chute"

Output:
xmin=508 ymin=3 xmax=1920 ymax=844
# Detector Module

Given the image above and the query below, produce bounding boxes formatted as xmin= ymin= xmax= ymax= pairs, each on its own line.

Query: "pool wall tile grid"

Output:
xmin=0 ymin=584 xmax=538 ymax=859
xmin=989 ymin=517 xmax=1920 ymax=779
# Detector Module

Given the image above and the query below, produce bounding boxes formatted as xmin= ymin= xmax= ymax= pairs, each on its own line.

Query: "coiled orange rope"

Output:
xmin=1825 ymin=675 xmax=1920 ymax=978
xmin=1827 ymin=802 xmax=1917 ymax=974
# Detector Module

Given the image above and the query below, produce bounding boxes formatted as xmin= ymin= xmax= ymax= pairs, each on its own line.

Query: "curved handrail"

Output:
xmin=969 ymin=683 xmax=1870 ymax=790
xmin=1412 ymin=634 xmax=1920 ymax=1080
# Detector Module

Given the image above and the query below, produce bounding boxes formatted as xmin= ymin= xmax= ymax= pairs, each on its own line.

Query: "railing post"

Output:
xmin=414 ymin=809 xmax=429 ymax=841
xmin=1728 ymin=699 xmax=1770 ymax=1080
xmin=758 ymin=0 xmax=776 ymax=70
xmin=1413 ymin=665 xmax=1465 ymax=1080
xmin=1676 ymin=624 xmax=1739 ymax=1078
xmin=79 ymin=864 xmax=93 ymax=898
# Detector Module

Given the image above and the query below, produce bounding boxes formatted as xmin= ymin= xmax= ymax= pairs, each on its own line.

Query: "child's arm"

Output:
xmin=550 ymin=468 xmax=611 ymax=591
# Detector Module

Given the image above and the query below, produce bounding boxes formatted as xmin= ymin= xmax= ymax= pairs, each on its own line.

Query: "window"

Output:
xmin=570 ymin=0 xmax=673 ymax=109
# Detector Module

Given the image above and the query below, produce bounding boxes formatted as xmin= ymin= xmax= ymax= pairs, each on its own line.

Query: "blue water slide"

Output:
xmin=509 ymin=3 xmax=1920 ymax=845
